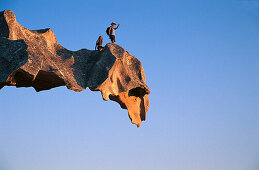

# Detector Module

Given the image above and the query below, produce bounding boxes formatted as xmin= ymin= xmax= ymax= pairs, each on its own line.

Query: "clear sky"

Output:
xmin=0 ymin=0 xmax=259 ymax=170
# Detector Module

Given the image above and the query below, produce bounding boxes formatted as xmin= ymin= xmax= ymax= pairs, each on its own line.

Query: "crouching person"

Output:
xmin=95 ymin=36 xmax=104 ymax=51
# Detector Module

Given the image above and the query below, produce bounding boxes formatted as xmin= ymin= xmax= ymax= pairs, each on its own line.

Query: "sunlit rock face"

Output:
xmin=0 ymin=10 xmax=150 ymax=127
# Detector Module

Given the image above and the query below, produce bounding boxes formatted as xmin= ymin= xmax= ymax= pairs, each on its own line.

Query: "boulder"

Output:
xmin=0 ymin=10 xmax=150 ymax=127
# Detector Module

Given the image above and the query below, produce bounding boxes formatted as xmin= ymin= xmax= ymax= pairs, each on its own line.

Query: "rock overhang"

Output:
xmin=0 ymin=10 xmax=150 ymax=127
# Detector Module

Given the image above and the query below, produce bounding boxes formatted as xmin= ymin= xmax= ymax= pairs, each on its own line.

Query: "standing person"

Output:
xmin=95 ymin=36 xmax=104 ymax=51
xmin=108 ymin=22 xmax=120 ymax=43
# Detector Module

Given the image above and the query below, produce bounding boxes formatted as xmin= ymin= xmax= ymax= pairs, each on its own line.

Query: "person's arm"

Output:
xmin=108 ymin=27 xmax=111 ymax=35
xmin=114 ymin=24 xmax=120 ymax=30
xmin=95 ymin=41 xmax=98 ymax=50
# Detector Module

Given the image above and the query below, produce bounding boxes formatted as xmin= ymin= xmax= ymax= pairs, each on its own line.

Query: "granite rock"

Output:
xmin=0 ymin=10 xmax=150 ymax=127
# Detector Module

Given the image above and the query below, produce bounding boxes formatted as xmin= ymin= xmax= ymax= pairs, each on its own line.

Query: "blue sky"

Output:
xmin=0 ymin=0 xmax=259 ymax=170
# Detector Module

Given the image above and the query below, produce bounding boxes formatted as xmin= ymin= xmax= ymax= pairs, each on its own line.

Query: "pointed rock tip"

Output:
xmin=1 ymin=10 xmax=16 ymax=19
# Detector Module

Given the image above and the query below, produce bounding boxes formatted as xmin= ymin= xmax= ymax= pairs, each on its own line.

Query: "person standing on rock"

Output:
xmin=107 ymin=22 xmax=120 ymax=43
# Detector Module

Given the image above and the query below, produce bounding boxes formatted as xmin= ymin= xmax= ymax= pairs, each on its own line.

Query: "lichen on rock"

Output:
xmin=0 ymin=10 xmax=150 ymax=127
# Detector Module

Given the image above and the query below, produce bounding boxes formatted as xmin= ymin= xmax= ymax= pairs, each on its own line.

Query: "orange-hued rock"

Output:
xmin=0 ymin=10 xmax=150 ymax=127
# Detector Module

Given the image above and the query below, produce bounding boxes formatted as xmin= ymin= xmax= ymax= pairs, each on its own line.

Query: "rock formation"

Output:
xmin=0 ymin=10 xmax=150 ymax=127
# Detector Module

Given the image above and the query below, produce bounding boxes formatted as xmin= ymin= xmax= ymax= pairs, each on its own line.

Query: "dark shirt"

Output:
xmin=97 ymin=39 xmax=103 ymax=46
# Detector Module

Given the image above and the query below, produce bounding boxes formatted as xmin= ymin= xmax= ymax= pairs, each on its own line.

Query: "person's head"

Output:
xmin=98 ymin=36 xmax=103 ymax=40
xmin=111 ymin=22 xmax=116 ymax=27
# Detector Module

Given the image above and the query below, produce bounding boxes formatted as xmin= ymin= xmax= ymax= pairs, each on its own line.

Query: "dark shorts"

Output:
xmin=97 ymin=45 xmax=104 ymax=51
xmin=110 ymin=35 xmax=115 ymax=42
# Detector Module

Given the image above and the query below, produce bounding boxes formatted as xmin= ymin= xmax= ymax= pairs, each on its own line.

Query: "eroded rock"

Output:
xmin=0 ymin=10 xmax=150 ymax=127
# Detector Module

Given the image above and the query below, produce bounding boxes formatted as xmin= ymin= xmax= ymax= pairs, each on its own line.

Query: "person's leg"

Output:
xmin=98 ymin=46 xmax=104 ymax=51
xmin=109 ymin=35 xmax=113 ymax=43
xmin=111 ymin=35 xmax=115 ymax=43
xmin=98 ymin=46 xmax=105 ymax=51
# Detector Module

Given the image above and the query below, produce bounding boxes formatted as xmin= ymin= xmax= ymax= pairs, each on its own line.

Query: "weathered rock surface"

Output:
xmin=0 ymin=10 xmax=150 ymax=127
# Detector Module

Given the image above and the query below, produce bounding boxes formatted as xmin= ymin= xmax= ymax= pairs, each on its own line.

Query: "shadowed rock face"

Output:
xmin=0 ymin=10 xmax=150 ymax=127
